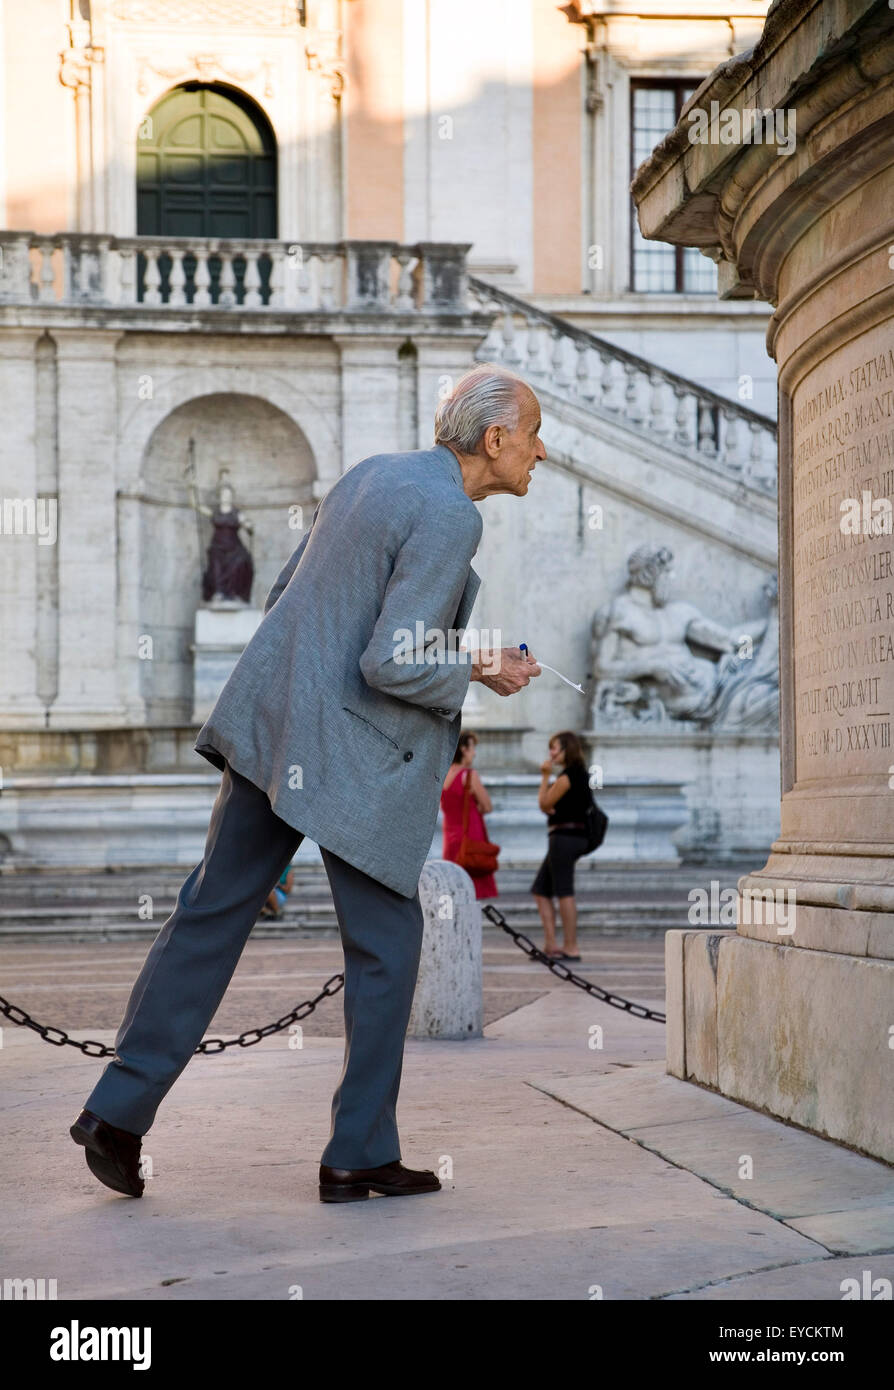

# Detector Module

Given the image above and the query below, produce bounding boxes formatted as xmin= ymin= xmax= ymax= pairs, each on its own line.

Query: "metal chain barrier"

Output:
xmin=484 ymin=904 xmax=666 ymax=1023
xmin=0 ymin=973 xmax=345 ymax=1059
xmin=0 ymin=902 xmax=664 ymax=1052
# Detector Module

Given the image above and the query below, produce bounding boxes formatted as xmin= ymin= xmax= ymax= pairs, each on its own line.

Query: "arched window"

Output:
xmin=137 ymin=83 xmax=277 ymax=302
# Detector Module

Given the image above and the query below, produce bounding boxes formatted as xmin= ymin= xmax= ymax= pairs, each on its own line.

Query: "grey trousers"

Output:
xmin=83 ymin=762 xmax=425 ymax=1169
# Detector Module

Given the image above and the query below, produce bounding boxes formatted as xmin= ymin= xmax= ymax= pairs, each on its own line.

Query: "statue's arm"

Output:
xmin=685 ymin=612 xmax=735 ymax=652
xmin=729 ymin=614 xmax=768 ymax=648
xmin=187 ymin=480 xmax=213 ymax=519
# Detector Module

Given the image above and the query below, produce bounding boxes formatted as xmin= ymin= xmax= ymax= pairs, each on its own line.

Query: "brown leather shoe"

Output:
xmin=70 ymin=1109 xmax=145 ymax=1198
xmin=319 ymin=1160 xmax=441 ymax=1203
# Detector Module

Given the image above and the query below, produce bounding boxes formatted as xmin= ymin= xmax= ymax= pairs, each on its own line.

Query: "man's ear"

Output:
xmin=481 ymin=422 xmax=503 ymax=458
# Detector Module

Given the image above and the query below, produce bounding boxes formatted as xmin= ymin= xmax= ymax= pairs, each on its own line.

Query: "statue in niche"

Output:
xmin=588 ymin=546 xmax=778 ymax=730
xmin=187 ymin=458 xmax=254 ymax=605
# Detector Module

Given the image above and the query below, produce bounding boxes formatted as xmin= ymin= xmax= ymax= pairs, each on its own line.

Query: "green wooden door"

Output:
xmin=137 ymin=83 xmax=277 ymax=301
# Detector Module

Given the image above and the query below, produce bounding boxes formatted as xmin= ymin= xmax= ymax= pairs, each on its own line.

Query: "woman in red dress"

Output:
xmin=440 ymin=731 xmax=498 ymax=900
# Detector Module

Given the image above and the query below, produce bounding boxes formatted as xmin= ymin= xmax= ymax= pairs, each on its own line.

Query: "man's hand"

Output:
xmin=471 ymin=647 xmax=541 ymax=696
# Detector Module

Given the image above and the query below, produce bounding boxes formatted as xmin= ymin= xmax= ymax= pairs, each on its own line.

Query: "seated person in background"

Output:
xmin=260 ymin=864 xmax=294 ymax=920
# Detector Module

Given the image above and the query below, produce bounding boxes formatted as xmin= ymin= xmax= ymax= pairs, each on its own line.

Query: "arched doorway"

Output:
xmin=137 ymin=84 xmax=277 ymax=303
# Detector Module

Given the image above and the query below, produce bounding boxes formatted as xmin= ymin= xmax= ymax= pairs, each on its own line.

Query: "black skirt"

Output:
xmin=530 ymin=831 xmax=588 ymax=898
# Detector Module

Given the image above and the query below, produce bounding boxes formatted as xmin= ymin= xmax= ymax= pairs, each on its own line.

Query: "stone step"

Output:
xmin=0 ymin=919 xmax=680 ymax=940
xmin=0 ymin=860 xmax=752 ymax=902
xmin=0 ymin=860 xmax=752 ymax=937
xmin=0 ymin=901 xmax=699 ymax=938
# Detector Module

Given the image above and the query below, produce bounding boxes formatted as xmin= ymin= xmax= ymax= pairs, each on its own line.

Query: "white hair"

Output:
xmin=434 ymin=363 xmax=529 ymax=454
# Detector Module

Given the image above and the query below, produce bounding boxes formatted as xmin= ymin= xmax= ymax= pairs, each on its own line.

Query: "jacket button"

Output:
xmin=403 ymin=750 xmax=413 ymax=761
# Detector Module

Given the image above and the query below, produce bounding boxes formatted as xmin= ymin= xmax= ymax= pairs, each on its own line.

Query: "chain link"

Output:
xmin=484 ymin=904 xmax=666 ymax=1023
xmin=0 ymin=973 xmax=345 ymax=1059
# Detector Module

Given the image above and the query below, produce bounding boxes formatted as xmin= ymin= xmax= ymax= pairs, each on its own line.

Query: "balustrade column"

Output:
xmin=142 ymin=248 xmax=161 ymax=305
xmin=193 ymin=246 xmax=212 ymax=307
xmin=674 ymin=387 xmax=697 ymax=447
xmin=116 ymin=246 xmax=137 ymax=305
xmin=576 ymin=341 xmax=596 ymax=402
xmin=500 ymin=310 xmax=523 ymax=365
xmin=624 ymin=362 xmax=645 ymax=423
xmin=243 ymin=248 xmax=263 ymax=308
xmin=697 ymin=397 xmax=717 ymax=456
xmin=218 ymin=251 xmax=237 ymax=307
xmin=168 ymin=248 xmax=187 ymax=306
xmin=648 ymin=372 xmax=671 ymax=437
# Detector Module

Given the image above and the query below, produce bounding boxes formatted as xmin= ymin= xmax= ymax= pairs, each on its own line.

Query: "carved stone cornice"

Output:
xmin=305 ymin=29 xmax=345 ymax=101
xmin=136 ymin=53 xmax=275 ymax=97
xmin=112 ymin=1 xmax=303 ymax=25
xmin=632 ymin=0 xmax=894 ymax=305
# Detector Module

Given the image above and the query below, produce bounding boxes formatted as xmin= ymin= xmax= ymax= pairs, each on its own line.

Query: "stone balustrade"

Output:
xmin=0 ymin=232 xmax=473 ymax=315
xmin=468 ymin=277 xmax=778 ymax=494
xmin=0 ymin=229 xmax=776 ymax=496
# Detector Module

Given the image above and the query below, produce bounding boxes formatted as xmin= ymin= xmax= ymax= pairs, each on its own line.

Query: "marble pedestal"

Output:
xmin=191 ymin=602 xmax=263 ymax=724
xmin=586 ymin=728 xmax=781 ymax=865
xmin=634 ymin=0 xmax=894 ymax=1161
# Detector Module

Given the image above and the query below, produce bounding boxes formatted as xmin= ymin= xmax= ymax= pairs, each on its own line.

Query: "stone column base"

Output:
xmin=666 ymin=926 xmax=894 ymax=1164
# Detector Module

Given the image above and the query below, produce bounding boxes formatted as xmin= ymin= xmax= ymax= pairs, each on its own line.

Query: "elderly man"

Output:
xmin=71 ymin=363 xmax=546 ymax=1204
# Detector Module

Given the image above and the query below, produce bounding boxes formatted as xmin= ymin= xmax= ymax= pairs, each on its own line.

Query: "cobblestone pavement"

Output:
xmin=5 ymin=927 xmax=892 ymax=1305
xmin=0 ymin=930 xmax=665 ymax=1036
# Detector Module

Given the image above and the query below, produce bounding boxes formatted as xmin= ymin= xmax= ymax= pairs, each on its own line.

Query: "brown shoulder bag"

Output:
xmin=455 ymin=769 xmax=500 ymax=878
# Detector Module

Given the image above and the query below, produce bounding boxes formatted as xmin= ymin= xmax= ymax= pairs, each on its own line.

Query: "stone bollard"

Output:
xmin=408 ymin=859 xmax=482 ymax=1039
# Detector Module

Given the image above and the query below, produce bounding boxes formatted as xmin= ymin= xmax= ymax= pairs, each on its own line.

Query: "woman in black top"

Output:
xmin=530 ymin=730 xmax=591 ymax=961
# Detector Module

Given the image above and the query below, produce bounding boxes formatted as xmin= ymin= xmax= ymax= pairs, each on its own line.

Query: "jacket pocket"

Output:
xmin=341 ymin=703 xmax=400 ymax=750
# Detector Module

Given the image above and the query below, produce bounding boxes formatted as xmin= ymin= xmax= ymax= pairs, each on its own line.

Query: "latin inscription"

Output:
xmin=792 ymin=332 xmax=894 ymax=777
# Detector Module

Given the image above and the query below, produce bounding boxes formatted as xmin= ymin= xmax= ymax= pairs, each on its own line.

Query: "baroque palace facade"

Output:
xmin=0 ymin=0 xmax=781 ymax=870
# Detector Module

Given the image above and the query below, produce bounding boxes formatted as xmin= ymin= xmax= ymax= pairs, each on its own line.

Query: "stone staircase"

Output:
xmin=0 ymin=859 xmax=756 ymax=939
xmin=467 ymin=276 xmax=778 ymax=497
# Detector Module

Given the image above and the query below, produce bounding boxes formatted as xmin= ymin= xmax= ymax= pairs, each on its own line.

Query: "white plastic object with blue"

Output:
xmin=518 ymin=643 xmax=585 ymax=694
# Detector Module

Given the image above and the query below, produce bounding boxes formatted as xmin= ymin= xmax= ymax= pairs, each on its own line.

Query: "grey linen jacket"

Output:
xmin=194 ymin=443 xmax=483 ymax=897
